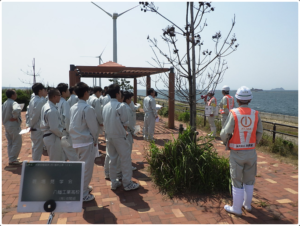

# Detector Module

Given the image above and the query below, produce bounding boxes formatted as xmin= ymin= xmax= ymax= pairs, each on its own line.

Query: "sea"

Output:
xmin=137 ymin=90 xmax=298 ymax=117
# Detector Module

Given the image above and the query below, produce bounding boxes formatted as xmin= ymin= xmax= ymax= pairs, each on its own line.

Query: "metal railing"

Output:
xmin=154 ymin=99 xmax=298 ymax=143
xmin=261 ymin=121 xmax=298 ymax=143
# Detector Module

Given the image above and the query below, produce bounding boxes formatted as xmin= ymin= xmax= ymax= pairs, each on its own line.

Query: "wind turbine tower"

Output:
xmin=91 ymin=2 xmax=139 ymax=82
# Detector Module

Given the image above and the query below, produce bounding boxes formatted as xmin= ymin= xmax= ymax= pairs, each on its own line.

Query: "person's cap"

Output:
xmin=235 ymin=86 xmax=253 ymax=100
xmin=207 ymin=90 xmax=214 ymax=95
xmin=222 ymin=85 xmax=230 ymax=91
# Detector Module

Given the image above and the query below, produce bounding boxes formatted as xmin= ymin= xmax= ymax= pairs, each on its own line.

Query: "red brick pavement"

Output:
xmin=1 ymin=112 xmax=298 ymax=224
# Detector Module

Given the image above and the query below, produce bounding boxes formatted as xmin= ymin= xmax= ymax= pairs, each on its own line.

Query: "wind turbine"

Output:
xmin=91 ymin=2 xmax=139 ymax=82
xmin=81 ymin=47 xmax=106 ymax=87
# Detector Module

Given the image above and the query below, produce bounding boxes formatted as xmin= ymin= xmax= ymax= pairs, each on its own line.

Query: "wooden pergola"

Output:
xmin=69 ymin=61 xmax=175 ymax=129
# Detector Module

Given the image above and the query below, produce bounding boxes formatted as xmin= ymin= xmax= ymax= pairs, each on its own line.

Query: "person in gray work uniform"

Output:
xmin=205 ymin=90 xmax=218 ymax=137
xmin=56 ymin=83 xmax=79 ymax=161
xmin=221 ymin=86 xmax=263 ymax=216
xmin=219 ymin=85 xmax=235 ymax=128
xmin=67 ymin=86 xmax=79 ymax=108
xmin=98 ymin=88 xmax=104 ymax=106
xmin=40 ymin=89 xmax=65 ymax=161
xmin=28 ymin=83 xmax=48 ymax=161
xmin=2 ymin=89 xmax=23 ymax=165
xmin=101 ymin=88 xmax=111 ymax=143
xmin=69 ymin=82 xmax=99 ymax=202
xmin=102 ymin=84 xmax=139 ymax=191
xmin=87 ymin=86 xmax=104 ymax=148
xmin=123 ymin=91 xmax=138 ymax=171
xmin=103 ymin=90 xmax=124 ymax=180
xmin=143 ymin=88 xmax=158 ymax=141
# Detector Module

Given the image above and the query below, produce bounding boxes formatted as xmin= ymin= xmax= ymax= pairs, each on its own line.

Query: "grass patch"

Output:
xmin=257 ymin=201 xmax=268 ymax=208
xmin=257 ymin=134 xmax=298 ymax=165
xmin=146 ymin=127 xmax=231 ymax=198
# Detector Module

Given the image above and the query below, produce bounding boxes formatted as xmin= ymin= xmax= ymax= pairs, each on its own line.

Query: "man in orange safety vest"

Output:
xmin=220 ymin=86 xmax=263 ymax=216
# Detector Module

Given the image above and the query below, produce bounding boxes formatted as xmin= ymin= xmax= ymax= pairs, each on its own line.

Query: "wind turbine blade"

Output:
xmin=80 ymin=56 xmax=98 ymax=58
xmin=99 ymin=46 xmax=107 ymax=57
xmin=91 ymin=2 xmax=112 ymax=17
xmin=118 ymin=5 xmax=139 ymax=17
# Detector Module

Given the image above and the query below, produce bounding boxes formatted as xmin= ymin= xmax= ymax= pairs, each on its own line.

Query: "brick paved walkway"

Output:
xmin=2 ymin=112 xmax=298 ymax=224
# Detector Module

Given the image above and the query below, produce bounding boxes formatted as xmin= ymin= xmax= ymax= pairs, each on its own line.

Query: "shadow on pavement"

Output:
xmin=82 ymin=199 xmax=117 ymax=224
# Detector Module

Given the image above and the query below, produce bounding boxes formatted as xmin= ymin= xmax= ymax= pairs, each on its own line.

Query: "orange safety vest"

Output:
xmin=228 ymin=107 xmax=259 ymax=150
xmin=208 ymin=97 xmax=217 ymax=107
xmin=220 ymin=95 xmax=234 ymax=114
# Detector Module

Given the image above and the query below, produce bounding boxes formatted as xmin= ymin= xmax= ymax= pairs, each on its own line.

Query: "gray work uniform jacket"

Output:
xmin=123 ymin=102 xmax=135 ymax=135
xmin=102 ymin=94 xmax=111 ymax=107
xmin=99 ymin=95 xmax=104 ymax=105
xmin=40 ymin=100 xmax=63 ymax=137
xmin=102 ymin=98 xmax=129 ymax=139
xmin=28 ymin=95 xmax=46 ymax=130
xmin=130 ymin=101 xmax=137 ymax=128
xmin=2 ymin=98 xmax=22 ymax=127
xmin=143 ymin=95 xmax=157 ymax=117
xmin=67 ymin=94 xmax=79 ymax=108
xmin=219 ymin=95 xmax=235 ymax=116
xmin=87 ymin=94 xmax=103 ymax=125
xmin=69 ymin=99 xmax=99 ymax=145
xmin=57 ymin=97 xmax=71 ymax=132
xmin=220 ymin=105 xmax=263 ymax=150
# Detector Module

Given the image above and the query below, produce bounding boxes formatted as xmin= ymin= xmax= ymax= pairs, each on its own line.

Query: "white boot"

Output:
xmin=224 ymin=186 xmax=244 ymax=216
xmin=243 ymin=185 xmax=254 ymax=212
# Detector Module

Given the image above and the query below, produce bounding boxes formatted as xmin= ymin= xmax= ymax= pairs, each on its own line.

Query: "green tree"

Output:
xmin=109 ymin=78 xmax=133 ymax=91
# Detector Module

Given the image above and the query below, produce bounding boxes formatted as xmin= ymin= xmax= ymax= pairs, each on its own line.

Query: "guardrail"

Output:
xmin=152 ymin=98 xmax=298 ymax=143
xmin=261 ymin=121 xmax=298 ymax=143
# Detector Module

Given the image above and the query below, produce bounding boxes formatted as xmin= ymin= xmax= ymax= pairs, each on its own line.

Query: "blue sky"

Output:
xmin=2 ymin=1 xmax=298 ymax=90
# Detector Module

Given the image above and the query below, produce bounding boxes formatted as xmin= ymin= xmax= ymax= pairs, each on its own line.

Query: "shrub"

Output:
xmin=257 ymin=134 xmax=298 ymax=159
xmin=178 ymin=111 xmax=190 ymax=122
xmin=146 ymin=127 xmax=231 ymax=198
xmin=2 ymin=89 xmax=32 ymax=111
xmin=158 ymin=107 xmax=169 ymax=117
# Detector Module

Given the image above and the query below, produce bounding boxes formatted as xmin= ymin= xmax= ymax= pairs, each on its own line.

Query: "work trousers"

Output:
xmin=229 ymin=149 xmax=257 ymax=188
xmin=221 ymin=114 xmax=228 ymax=128
xmin=127 ymin=133 xmax=133 ymax=153
xmin=5 ymin=126 xmax=22 ymax=163
xmin=43 ymin=134 xmax=65 ymax=161
xmin=31 ymin=130 xmax=44 ymax=161
xmin=75 ymin=143 xmax=95 ymax=198
xmin=104 ymin=154 xmax=121 ymax=177
xmin=143 ymin=113 xmax=155 ymax=140
xmin=106 ymin=137 xmax=132 ymax=188
xmin=207 ymin=116 xmax=216 ymax=137
xmin=104 ymin=133 xmax=133 ymax=177
xmin=61 ymin=130 xmax=79 ymax=161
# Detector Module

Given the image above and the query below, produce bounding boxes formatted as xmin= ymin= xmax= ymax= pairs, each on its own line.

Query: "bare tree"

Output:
xmin=139 ymin=2 xmax=239 ymax=130
xmin=19 ymin=58 xmax=43 ymax=85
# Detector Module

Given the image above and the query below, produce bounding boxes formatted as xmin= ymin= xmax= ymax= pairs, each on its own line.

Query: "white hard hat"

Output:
xmin=222 ymin=85 xmax=230 ymax=91
xmin=207 ymin=90 xmax=214 ymax=95
xmin=235 ymin=86 xmax=253 ymax=100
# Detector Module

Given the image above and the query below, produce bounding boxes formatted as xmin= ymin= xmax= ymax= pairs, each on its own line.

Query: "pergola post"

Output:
xmin=69 ymin=64 xmax=80 ymax=87
xmin=146 ymin=75 xmax=151 ymax=96
xmin=168 ymin=67 xmax=175 ymax=129
xmin=134 ymin=78 xmax=137 ymax=104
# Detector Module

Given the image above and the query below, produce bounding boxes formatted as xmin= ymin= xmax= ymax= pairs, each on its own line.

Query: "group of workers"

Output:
xmin=3 ymin=82 xmax=262 ymax=215
xmin=2 ymin=83 xmax=159 ymax=202
xmin=205 ymin=85 xmax=263 ymax=216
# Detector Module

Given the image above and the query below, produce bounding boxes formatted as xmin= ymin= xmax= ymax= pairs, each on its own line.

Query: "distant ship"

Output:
xmin=251 ymin=88 xmax=263 ymax=92
xmin=271 ymin=87 xmax=285 ymax=91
